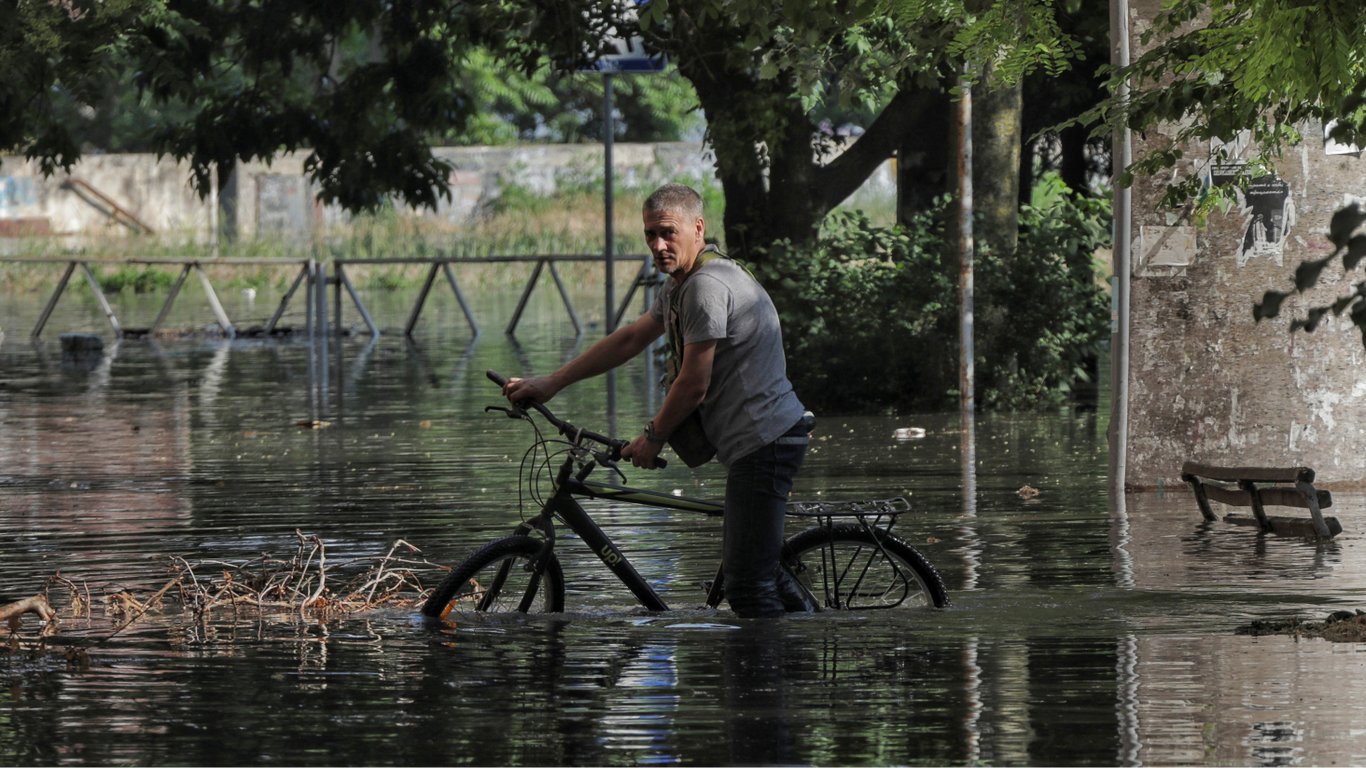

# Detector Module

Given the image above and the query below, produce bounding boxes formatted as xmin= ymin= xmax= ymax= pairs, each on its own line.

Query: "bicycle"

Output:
xmin=421 ymin=370 xmax=950 ymax=619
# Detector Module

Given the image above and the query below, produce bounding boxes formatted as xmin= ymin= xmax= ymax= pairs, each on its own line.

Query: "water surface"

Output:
xmin=4 ymin=283 xmax=1366 ymax=766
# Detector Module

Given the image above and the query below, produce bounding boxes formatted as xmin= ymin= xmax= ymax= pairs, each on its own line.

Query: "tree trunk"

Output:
xmin=1059 ymin=122 xmax=1089 ymax=194
xmin=217 ymin=160 xmax=238 ymax=244
xmin=971 ymin=66 xmax=1022 ymax=259
xmin=896 ymin=88 xmax=953 ymax=224
xmin=670 ymin=14 xmax=948 ymax=261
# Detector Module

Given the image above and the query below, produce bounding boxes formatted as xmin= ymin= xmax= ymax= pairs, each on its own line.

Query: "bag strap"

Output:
xmin=664 ymin=244 xmax=728 ymax=388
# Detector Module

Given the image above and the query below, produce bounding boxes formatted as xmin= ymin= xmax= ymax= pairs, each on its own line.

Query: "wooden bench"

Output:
xmin=1180 ymin=462 xmax=1342 ymax=539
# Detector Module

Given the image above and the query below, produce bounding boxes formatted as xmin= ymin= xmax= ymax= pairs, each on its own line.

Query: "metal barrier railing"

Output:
xmin=3 ymin=254 xmax=659 ymax=340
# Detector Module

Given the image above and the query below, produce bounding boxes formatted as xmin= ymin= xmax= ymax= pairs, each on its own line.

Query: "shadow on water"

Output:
xmin=5 ymin=288 xmax=1366 ymax=765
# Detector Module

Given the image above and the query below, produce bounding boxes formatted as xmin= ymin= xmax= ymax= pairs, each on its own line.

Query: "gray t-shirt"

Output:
xmin=650 ymin=258 xmax=806 ymax=465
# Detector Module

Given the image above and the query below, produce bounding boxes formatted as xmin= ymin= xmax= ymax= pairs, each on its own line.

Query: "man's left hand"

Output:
xmin=620 ymin=434 xmax=664 ymax=469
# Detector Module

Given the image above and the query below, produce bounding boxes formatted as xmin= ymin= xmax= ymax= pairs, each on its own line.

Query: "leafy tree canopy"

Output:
xmin=632 ymin=0 xmax=1085 ymax=254
xmin=4 ymin=0 xmax=1088 ymax=242
xmin=0 ymin=0 xmax=145 ymax=173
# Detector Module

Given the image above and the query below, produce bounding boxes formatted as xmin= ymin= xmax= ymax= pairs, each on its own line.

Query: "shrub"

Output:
xmin=754 ymin=206 xmax=956 ymax=412
xmin=755 ymin=192 xmax=1110 ymax=413
xmin=97 ymin=265 xmax=176 ymax=294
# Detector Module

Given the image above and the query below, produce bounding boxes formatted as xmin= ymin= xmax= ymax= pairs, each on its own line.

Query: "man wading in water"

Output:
xmin=502 ymin=183 xmax=817 ymax=618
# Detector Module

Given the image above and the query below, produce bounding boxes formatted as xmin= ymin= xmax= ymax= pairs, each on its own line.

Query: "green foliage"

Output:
xmin=977 ymin=189 xmax=1111 ymax=409
xmin=756 ymin=192 xmax=1110 ymax=412
xmin=755 ymin=207 xmax=956 ymax=412
xmin=0 ymin=0 xmax=146 ymax=172
xmin=1095 ymin=0 xmax=1366 ymax=207
xmin=96 ymin=265 xmax=176 ymax=295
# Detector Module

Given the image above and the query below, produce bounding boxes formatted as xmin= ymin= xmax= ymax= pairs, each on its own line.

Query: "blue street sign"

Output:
xmin=586 ymin=1 xmax=666 ymax=73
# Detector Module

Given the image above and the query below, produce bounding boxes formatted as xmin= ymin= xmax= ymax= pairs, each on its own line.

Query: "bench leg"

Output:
xmin=1242 ymin=481 xmax=1274 ymax=533
xmin=1296 ymin=480 xmax=1334 ymax=539
xmin=1185 ymin=478 xmax=1218 ymax=522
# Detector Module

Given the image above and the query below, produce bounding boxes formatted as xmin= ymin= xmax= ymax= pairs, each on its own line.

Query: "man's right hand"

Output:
xmin=503 ymin=375 xmax=559 ymax=404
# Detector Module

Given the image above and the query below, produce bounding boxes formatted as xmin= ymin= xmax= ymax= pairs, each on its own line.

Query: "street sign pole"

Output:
xmin=604 ymin=73 xmax=616 ymax=334
xmin=585 ymin=1 xmax=666 ymax=335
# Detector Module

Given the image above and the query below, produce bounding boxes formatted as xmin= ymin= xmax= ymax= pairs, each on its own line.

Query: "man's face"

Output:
xmin=643 ymin=208 xmax=704 ymax=280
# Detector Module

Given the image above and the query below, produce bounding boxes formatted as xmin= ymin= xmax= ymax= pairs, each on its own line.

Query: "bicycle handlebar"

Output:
xmin=485 ymin=370 xmax=667 ymax=469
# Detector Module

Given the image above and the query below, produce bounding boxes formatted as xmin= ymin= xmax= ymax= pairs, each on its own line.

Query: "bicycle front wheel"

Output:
xmin=783 ymin=524 xmax=949 ymax=609
xmin=422 ymin=535 xmax=566 ymax=618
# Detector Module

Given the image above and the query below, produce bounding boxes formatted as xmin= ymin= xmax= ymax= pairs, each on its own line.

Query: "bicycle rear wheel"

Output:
xmin=422 ymin=535 xmax=565 ymax=618
xmin=782 ymin=524 xmax=949 ymax=609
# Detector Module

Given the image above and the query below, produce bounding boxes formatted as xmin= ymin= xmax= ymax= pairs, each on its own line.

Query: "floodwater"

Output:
xmin=4 ymin=279 xmax=1366 ymax=766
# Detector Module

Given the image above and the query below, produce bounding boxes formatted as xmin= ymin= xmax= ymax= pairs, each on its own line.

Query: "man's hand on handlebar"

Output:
xmin=620 ymin=434 xmax=665 ymax=470
xmin=502 ymin=375 xmax=559 ymax=405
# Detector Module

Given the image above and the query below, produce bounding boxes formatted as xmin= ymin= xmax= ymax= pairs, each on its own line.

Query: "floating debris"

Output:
xmin=4 ymin=534 xmax=444 ymax=665
xmin=2 ymin=593 xmax=57 ymax=635
xmin=1237 ymin=610 xmax=1366 ymax=642
xmin=893 ymin=427 xmax=926 ymax=440
xmin=1016 ymin=485 xmax=1041 ymax=499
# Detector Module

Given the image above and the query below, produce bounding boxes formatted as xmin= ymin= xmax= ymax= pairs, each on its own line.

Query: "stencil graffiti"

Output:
xmin=1208 ymin=164 xmax=1294 ymax=267
xmin=1238 ymin=175 xmax=1294 ymax=266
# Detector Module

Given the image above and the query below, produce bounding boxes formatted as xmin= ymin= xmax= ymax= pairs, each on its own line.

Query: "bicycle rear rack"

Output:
xmin=785 ymin=497 xmax=911 ymax=518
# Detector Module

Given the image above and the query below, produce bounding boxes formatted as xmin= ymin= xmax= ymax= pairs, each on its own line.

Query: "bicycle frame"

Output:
xmin=508 ymin=454 xmax=916 ymax=612
xmin=510 ymin=456 xmax=724 ymax=612
xmin=473 ymin=369 xmax=931 ymax=614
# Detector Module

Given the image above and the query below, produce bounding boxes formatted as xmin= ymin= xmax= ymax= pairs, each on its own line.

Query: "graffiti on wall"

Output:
xmin=1208 ymin=163 xmax=1295 ymax=267
xmin=255 ymin=174 xmax=312 ymax=239
xmin=1238 ymin=175 xmax=1294 ymax=266
xmin=0 ymin=176 xmax=39 ymax=215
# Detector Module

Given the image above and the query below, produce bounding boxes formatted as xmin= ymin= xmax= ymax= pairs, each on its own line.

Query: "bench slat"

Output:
xmin=1199 ymin=482 xmax=1332 ymax=510
xmin=1181 ymin=461 xmax=1314 ymax=484
xmin=1222 ymin=514 xmax=1344 ymax=538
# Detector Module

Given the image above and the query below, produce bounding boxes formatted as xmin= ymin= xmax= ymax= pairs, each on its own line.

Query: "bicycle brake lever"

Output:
xmin=592 ymin=450 xmax=629 ymax=482
xmin=484 ymin=404 xmax=527 ymax=419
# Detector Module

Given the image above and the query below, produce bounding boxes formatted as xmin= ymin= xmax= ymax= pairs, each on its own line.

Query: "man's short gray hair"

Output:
xmin=643 ymin=183 xmax=703 ymax=220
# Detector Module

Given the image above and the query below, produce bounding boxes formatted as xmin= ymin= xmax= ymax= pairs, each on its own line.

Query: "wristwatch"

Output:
xmin=644 ymin=421 xmax=668 ymax=444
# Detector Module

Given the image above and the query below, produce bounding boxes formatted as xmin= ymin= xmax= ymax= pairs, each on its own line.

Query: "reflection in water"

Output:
xmin=718 ymin=625 xmax=795 ymax=765
xmin=6 ymin=286 xmax=1366 ymax=766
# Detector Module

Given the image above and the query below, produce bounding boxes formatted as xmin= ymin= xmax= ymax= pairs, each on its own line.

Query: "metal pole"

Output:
xmin=1110 ymin=0 xmax=1133 ymax=496
xmin=317 ymin=260 xmax=330 ymax=417
xmin=604 ymin=73 xmax=617 ymax=334
xmin=956 ymin=67 xmax=975 ymax=415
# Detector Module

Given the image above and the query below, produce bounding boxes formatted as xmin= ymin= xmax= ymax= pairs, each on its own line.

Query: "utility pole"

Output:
xmin=955 ymin=69 xmax=975 ymax=415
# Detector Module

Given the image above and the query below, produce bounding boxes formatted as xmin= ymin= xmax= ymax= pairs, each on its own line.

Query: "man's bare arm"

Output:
xmin=621 ymin=339 xmax=715 ymax=468
xmin=503 ymin=313 xmax=664 ymax=403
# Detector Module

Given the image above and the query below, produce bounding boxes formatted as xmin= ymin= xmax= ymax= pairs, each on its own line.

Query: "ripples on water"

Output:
xmin=4 ymin=288 xmax=1366 ymax=765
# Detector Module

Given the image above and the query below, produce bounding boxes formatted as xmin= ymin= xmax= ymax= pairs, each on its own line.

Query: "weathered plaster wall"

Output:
xmin=1 ymin=143 xmax=896 ymax=245
xmin=1126 ymin=0 xmax=1366 ymax=488
xmin=0 ymin=144 xmax=722 ymax=243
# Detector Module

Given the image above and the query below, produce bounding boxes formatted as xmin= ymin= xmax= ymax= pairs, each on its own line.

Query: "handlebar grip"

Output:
xmin=605 ymin=440 xmax=667 ymax=469
xmin=486 ymin=370 xmax=509 ymax=387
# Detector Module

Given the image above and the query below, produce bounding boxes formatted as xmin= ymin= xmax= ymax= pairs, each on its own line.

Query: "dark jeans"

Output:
xmin=722 ymin=413 xmax=816 ymax=618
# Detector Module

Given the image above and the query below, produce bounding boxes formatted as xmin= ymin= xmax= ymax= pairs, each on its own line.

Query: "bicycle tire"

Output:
xmin=782 ymin=524 xmax=950 ymax=609
xmin=422 ymin=535 xmax=566 ymax=618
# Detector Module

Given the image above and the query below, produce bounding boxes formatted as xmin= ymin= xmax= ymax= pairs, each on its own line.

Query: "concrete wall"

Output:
xmin=1125 ymin=0 xmax=1366 ymax=487
xmin=1 ymin=142 xmax=896 ymax=246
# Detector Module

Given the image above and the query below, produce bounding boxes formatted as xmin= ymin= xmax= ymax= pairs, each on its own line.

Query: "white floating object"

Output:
xmin=893 ymin=427 xmax=926 ymax=440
